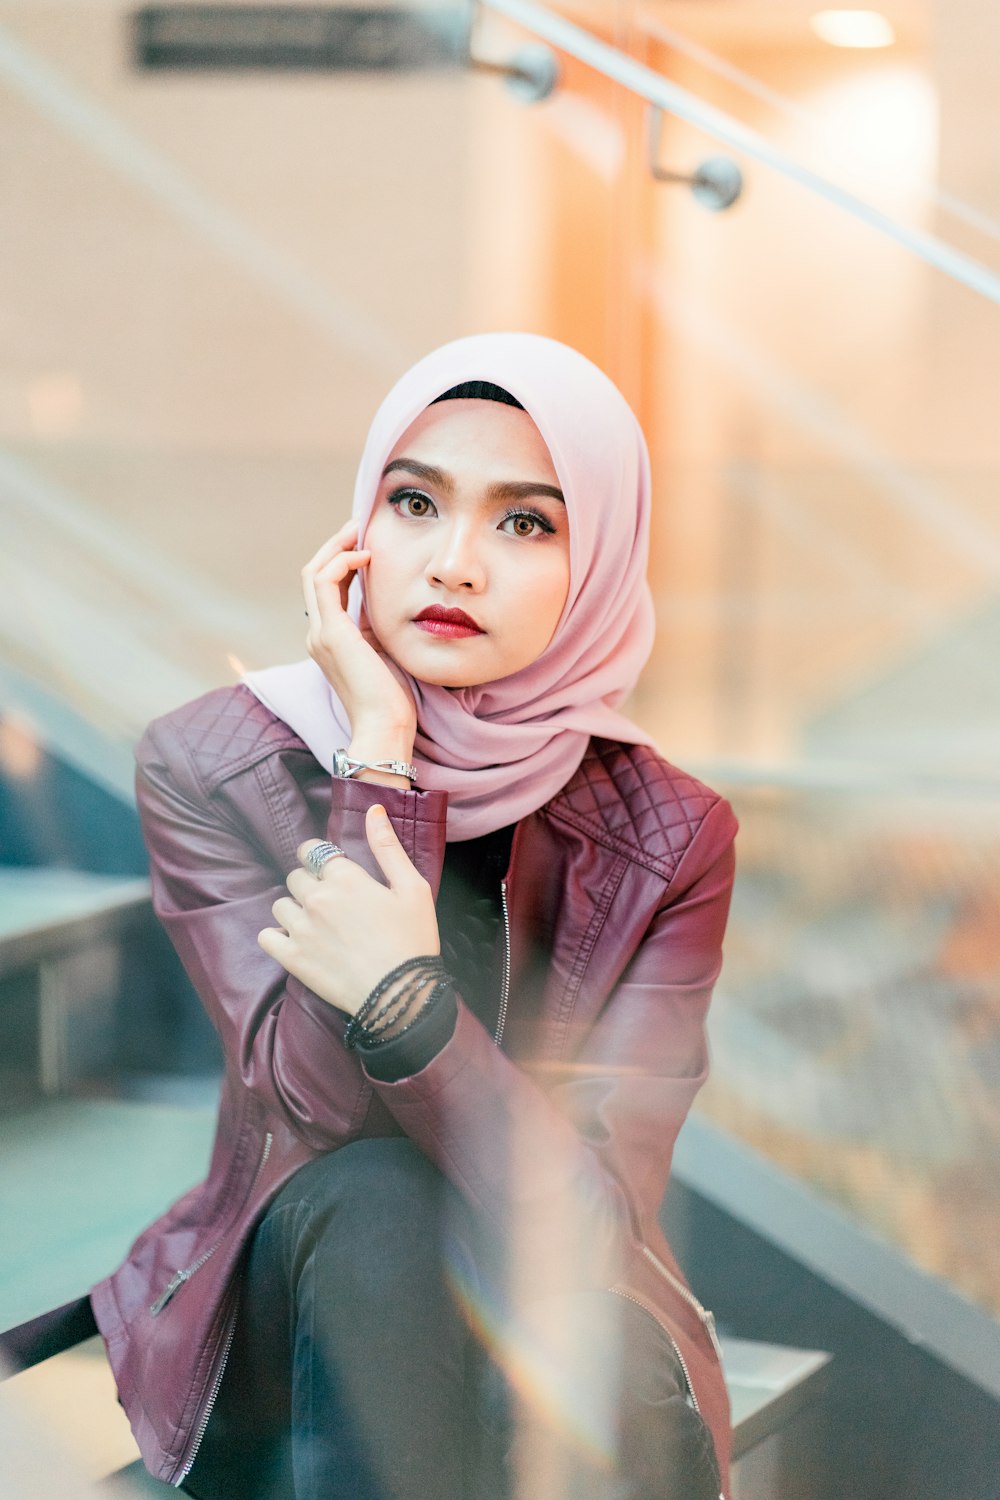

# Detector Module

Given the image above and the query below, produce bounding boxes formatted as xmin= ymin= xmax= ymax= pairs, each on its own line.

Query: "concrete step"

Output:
xmin=0 ymin=1097 xmax=831 ymax=1496
xmin=0 ymin=867 xmax=152 ymax=1096
xmin=0 ymin=1096 xmax=218 ymax=1334
xmin=2 ymin=1328 xmax=829 ymax=1496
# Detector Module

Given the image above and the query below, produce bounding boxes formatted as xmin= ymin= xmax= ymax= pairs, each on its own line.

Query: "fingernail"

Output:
xmin=372 ymin=804 xmax=387 ymax=820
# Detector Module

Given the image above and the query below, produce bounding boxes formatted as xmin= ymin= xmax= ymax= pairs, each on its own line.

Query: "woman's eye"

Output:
xmin=499 ymin=508 xmax=555 ymax=538
xmin=388 ymin=488 xmax=436 ymax=518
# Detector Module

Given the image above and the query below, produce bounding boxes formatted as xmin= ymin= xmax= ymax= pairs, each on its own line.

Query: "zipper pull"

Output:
xmin=702 ymin=1307 xmax=724 ymax=1363
xmin=150 ymin=1269 xmax=187 ymax=1316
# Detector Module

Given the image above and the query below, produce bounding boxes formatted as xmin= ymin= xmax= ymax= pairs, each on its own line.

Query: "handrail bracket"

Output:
xmin=646 ymin=105 xmax=744 ymax=211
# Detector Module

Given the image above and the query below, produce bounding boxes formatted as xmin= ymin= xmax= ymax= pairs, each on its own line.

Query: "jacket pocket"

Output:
xmin=149 ymin=1129 xmax=273 ymax=1316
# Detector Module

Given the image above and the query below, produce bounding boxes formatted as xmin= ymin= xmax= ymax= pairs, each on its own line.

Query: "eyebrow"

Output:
xmin=382 ymin=457 xmax=564 ymax=505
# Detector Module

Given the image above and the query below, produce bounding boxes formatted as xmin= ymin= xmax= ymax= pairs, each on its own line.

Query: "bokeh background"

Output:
xmin=1 ymin=2 xmax=999 ymax=1494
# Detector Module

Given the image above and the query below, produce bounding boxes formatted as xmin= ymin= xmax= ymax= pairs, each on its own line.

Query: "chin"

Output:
xmin=411 ymin=663 xmax=487 ymax=690
xmin=386 ymin=638 xmax=487 ymax=690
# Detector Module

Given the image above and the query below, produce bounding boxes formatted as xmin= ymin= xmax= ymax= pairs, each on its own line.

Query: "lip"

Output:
xmin=414 ymin=605 xmax=485 ymax=638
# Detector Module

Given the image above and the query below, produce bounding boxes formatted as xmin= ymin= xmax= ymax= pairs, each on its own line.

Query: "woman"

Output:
xmin=91 ymin=333 xmax=737 ymax=1500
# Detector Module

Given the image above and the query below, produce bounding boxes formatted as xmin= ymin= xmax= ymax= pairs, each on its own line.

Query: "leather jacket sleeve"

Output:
xmin=134 ymin=715 xmax=448 ymax=1151
xmin=368 ymin=795 xmax=737 ymax=1295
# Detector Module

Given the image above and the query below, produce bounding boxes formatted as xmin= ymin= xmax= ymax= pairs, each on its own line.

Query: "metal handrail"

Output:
xmin=688 ymin=759 xmax=1000 ymax=798
xmin=639 ymin=11 xmax=1000 ymax=251
xmin=479 ymin=0 xmax=1000 ymax=308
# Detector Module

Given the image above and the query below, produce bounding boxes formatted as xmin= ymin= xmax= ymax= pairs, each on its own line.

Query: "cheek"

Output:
xmin=535 ymin=553 xmax=572 ymax=627
xmin=506 ymin=552 xmax=570 ymax=653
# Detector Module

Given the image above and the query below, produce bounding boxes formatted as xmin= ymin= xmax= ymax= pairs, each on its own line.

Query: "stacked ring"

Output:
xmin=305 ymin=842 xmax=347 ymax=877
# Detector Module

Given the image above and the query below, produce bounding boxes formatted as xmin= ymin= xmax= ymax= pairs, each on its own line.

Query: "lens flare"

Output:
xmin=445 ymin=1255 xmax=617 ymax=1471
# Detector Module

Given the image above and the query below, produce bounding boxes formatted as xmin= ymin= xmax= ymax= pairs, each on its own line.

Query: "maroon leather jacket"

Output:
xmin=91 ymin=684 xmax=738 ymax=1493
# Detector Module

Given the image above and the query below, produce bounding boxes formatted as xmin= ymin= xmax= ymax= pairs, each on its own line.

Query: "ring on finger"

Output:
xmin=305 ymin=842 xmax=347 ymax=878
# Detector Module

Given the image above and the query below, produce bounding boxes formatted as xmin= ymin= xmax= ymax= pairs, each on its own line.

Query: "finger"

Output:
xmin=257 ymin=925 xmax=291 ymax=961
xmin=315 ymin=548 xmax=371 ymax=617
xmin=303 ymin=519 xmax=360 ymax=575
xmin=302 ymin=524 xmax=364 ymax=622
xmin=286 ymin=867 xmax=318 ymax=901
xmin=313 ymin=547 xmax=369 ymax=587
xmin=297 ymin=839 xmax=350 ymax=878
xmin=305 ymin=550 xmax=369 ymax=634
xmin=271 ymin=895 xmax=301 ymax=929
xmin=302 ymin=557 xmax=320 ymax=625
xmin=304 ymin=550 xmax=362 ymax=619
xmin=365 ymin=804 xmax=418 ymax=890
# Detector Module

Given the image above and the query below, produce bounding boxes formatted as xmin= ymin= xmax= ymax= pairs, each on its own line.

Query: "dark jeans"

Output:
xmin=183 ymin=1139 xmax=720 ymax=1500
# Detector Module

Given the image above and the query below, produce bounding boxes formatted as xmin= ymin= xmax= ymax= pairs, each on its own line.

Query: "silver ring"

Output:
xmin=305 ymin=841 xmax=347 ymax=877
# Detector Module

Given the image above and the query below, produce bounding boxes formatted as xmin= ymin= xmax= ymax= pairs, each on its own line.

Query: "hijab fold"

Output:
xmin=244 ymin=333 xmax=656 ymax=839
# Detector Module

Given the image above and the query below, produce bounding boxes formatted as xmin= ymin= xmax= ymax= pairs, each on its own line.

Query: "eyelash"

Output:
xmin=386 ymin=488 xmax=556 ymax=537
xmin=500 ymin=506 xmax=556 ymax=537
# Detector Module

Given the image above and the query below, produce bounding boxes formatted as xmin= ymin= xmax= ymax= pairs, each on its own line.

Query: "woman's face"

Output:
xmin=362 ymin=399 xmax=571 ymax=688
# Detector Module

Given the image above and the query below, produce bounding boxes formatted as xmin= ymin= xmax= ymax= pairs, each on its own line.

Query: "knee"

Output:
xmin=305 ymin=1137 xmax=443 ymax=1224
xmin=272 ymin=1139 xmax=453 ymax=1296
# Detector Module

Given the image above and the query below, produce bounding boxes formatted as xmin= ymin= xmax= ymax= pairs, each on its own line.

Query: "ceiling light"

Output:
xmin=810 ymin=10 xmax=896 ymax=48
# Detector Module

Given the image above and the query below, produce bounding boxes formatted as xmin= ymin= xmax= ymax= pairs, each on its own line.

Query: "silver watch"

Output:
xmin=333 ymin=748 xmax=418 ymax=784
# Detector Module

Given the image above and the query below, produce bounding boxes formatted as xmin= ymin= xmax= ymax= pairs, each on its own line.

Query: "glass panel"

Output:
xmin=0 ymin=0 xmax=476 ymax=743
xmin=3 ymin=0 xmax=998 ymax=1331
xmin=702 ymin=782 xmax=1000 ymax=1319
xmin=631 ymin=4 xmax=1000 ymax=1320
xmin=473 ymin=0 xmax=1000 ymax=1321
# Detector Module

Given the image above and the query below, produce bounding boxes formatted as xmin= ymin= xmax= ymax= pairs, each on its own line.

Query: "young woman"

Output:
xmin=91 ymin=333 xmax=738 ymax=1500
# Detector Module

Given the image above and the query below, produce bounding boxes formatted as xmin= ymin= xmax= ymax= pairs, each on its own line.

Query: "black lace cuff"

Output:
xmin=356 ymin=986 xmax=459 ymax=1082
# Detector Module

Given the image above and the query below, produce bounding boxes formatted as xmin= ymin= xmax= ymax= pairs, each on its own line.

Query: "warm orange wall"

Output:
xmin=6 ymin=3 xmax=999 ymax=762
xmin=470 ymin=12 xmax=1000 ymax=765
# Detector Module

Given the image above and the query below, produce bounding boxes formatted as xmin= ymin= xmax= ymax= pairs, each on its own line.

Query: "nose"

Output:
xmin=425 ymin=519 xmax=486 ymax=593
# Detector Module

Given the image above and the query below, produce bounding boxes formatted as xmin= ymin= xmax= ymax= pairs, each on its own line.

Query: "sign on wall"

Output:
xmin=132 ymin=5 xmax=470 ymax=71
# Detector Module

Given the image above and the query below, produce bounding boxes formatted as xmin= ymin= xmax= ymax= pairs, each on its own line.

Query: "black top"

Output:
xmin=356 ymin=823 xmax=515 ymax=1082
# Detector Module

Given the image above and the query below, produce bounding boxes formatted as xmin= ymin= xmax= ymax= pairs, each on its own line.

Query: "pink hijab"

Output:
xmin=244 ymin=332 xmax=656 ymax=839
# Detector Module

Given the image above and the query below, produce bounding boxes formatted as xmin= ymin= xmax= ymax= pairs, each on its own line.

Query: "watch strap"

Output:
xmin=333 ymin=748 xmax=418 ymax=784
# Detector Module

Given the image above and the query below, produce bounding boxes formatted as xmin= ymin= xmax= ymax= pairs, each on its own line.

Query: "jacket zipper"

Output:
xmin=493 ymin=820 xmax=522 ymax=1050
xmin=612 ymin=1288 xmax=725 ymax=1500
xmin=609 ymin=1287 xmax=702 ymax=1416
xmin=150 ymin=1131 xmax=274 ymax=1316
xmin=163 ymin=1131 xmax=274 ymax=1484
xmin=640 ymin=1244 xmax=723 ymax=1363
xmin=175 ymin=1288 xmax=240 ymax=1485
xmin=494 ymin=879 xmax=511 ymax=1047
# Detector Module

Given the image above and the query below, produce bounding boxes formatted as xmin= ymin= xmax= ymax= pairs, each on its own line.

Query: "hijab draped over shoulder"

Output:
xmin=244 ymin=332 xmax=656 ymax=839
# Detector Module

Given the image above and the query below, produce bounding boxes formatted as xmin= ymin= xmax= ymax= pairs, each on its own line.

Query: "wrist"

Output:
xmin=344 ymin=956 xmax=450 ymax=1050
xmin=342 ymin=739 xmax=416 ymax=790
xmin=350 ymin=716 xmax=413 ymax=750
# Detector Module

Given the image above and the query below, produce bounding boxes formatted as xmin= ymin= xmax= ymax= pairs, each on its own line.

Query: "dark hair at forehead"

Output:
xmin=431 ymin=381 xmax=524 ymax=410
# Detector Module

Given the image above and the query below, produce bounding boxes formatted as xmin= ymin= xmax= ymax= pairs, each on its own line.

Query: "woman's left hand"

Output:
xmin=257 ymin=805 xmax=440 ymax=1015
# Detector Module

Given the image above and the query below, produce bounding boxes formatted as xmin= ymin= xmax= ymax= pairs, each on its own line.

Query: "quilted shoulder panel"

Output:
xmin=152 ymin=684 xmax=308 ymax=793
xmin=549 ymin=738 xmax=722 ymax=880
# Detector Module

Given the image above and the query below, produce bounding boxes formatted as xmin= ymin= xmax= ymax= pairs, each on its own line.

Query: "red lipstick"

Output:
xmin=414 ymin=605 xmax=485 ymax=638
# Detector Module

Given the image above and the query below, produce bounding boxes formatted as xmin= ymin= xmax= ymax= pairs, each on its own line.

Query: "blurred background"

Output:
xmin=1 ymin=1 xmax=999 ymax=1496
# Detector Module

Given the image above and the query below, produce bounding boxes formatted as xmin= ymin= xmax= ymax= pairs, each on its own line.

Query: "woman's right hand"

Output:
xmin=302 ymin=521 xmax=417 ymax=754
